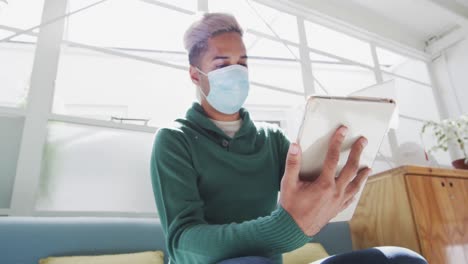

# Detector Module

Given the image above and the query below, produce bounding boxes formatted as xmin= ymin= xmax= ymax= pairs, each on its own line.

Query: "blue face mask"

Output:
xmin=197 ymin=64 xmax=250 ymax=115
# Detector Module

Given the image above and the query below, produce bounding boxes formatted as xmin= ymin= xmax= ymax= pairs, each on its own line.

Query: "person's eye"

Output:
xmin=216 ymin=64 xmax=228 ymax=69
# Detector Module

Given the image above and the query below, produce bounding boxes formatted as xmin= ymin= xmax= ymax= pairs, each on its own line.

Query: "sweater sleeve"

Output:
xmin=150 ymin=128 xmax=310 ymax=264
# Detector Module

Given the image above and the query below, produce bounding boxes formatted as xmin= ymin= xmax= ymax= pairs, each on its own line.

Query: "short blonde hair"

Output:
xmin=184 ymin=13 xmax=243 ymax=66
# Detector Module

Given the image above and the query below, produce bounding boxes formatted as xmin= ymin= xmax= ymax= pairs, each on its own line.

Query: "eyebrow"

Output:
xmin=212 ymin=55 xmax=248 ymax=61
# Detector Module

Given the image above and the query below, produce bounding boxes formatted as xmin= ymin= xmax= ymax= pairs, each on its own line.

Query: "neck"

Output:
xmin=200 ymin=100 xmax=240 ymax=121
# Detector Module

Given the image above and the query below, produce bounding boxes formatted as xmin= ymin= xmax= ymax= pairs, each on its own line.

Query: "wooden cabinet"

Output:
xmin=350 ymin=166 xmax=468 ymax=264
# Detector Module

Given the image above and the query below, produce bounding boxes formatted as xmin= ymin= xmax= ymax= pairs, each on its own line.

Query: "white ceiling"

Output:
xmin=349 ymin=0 xmax=458 ymax=39
xmin=287 ymin=0 xmax=468 ymax=52
xmin=456 ymin=0 xmax=468 ymax=8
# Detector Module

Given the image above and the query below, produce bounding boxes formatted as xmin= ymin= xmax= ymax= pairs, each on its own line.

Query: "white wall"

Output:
xmin=444 ymin=38 xmax=468 ymax=115
xmin=430 ymin=37 xmax=468 ymax=161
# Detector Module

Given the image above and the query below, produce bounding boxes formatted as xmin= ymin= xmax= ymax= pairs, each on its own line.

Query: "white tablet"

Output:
xmin=296 ymin=95 xmax=396 ymax=222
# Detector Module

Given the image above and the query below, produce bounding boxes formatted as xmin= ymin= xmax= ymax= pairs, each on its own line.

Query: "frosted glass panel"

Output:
xmin=37 ymin=122 xmax=157 ymax=212
xmin=245 ymin=85 xmax=304 ymax=107
xmin=305 ymin=21 xmax=373 ymax=66
xmin=384 ymin=76 xmax=440 ymax=121
xmin=246 ymin=35 xmax=300 ymax=60
xmin=55 ymin=0 xmax=201 ymax=126
xmin=0 ymin=41 xmax=36 ymax=108
xmin=378 ymin=47 xmax=431 ymax=84
xmin=242 ymin=25 xmax=304 ymax=96
xmin=210 ymin=0 xmax=299 ymax=43
xmin=249 ymin=60 xmax=303 ymax=94
xmin=66 ymin=0 xmax=197 ymax=51
xmin=0 ymin=0 xmax=44 ymax=29
xmin=0 ymin=0 xmax=43 ymax=107
xmin=0 ymin=115 xmax=25 ymax=208
xmin=53 ymin=46 xmax=194 ymax=127
xmin=311 ymin=64 xmax=376 ymax=95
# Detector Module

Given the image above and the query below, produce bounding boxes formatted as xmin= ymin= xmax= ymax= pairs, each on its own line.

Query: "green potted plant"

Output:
xmin=421 ymin=114 xmax=468 ymax=169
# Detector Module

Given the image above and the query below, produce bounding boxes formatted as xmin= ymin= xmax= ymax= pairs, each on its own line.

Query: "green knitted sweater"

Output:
xmin=150 ymin=103 xmax=311 ymax=264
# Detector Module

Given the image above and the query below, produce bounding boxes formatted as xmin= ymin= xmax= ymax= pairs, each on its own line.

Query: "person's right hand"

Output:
xmin=279 ymin=126 xmax=372 ymax=236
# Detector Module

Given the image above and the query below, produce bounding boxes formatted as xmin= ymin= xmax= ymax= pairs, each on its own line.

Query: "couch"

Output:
xmin=0 ymin=216 xmax=352 ymax=264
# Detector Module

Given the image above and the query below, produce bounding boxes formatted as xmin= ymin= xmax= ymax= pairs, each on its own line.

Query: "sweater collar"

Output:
xmin=185 ymin=102 xmax=254 ymax=139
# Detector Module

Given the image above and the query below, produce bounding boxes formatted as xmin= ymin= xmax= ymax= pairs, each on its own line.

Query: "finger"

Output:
xmin=282 ymin=143 xmax=302 ymax=187
xmin=344 ymin=167 xmax=372 ymax=200
xmin=340 ymin=196 xmax=356 ymax=212
xmin=321 ymin=126 xmax=348 ymax=180
xmin=337 ymin=136 xmax=368 ymax=189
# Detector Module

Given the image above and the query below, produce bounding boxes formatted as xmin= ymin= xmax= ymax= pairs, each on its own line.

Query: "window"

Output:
xmin=0 ymin=0 xmax=44 ymax=30
xmin=0 ymin=0 xmax=44 ymax=212
xmin=211 ymin=0 xmax=305 ymax=109
xmin=65 ymin=0 xmax=195 ymax=52
xmin=0 ymin=115 xmax=24 ymax=208
xmin=305 ymin=21 xmax=373 ymax=66
xmin=0 ymin=0 xmax=44 ymax=108
xmin=388 ymin=76 xmax=440 ymax=121
xmin=210 ymin=0 xmax=300 ymax=43
xmin=2 ymin=0 xmax=447 ymax=216
xmin=378 ymin=47 xmax=431 ymax=84
xmin=311 ymin=63 xmax=376 ymax=95
xmin=53 ymin=0 xmax=196 ymax=125
xmin=376 ymin=45 xmax=449 ymax=170
xmin=37 ymin=121 xmax=156 ymax=212
xmin=54 ymin=46 xmax=194 ymax=127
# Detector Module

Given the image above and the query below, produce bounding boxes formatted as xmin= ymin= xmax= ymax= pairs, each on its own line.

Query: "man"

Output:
xmin=150 ymin=13 xmax=427 ymax=264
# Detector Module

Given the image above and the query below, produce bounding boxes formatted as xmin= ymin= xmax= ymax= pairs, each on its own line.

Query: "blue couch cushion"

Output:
xmin=314 ymin=221 xmax=353 ymax=256
xmin=0 ymin=217 xmax=352 ymax=264
xmin=0 ymin=217 xmax=168 ymax=264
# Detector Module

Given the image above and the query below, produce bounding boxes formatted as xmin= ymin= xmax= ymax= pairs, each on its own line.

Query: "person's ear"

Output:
xmin=189 ymin=65 xmax=200 ymax=86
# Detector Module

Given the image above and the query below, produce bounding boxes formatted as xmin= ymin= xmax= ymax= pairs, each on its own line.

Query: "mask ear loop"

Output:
xmin=196 ymin=67 xmax=208 ymax=77
xmin=195 ymin=67 xmax=209 ymax=98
